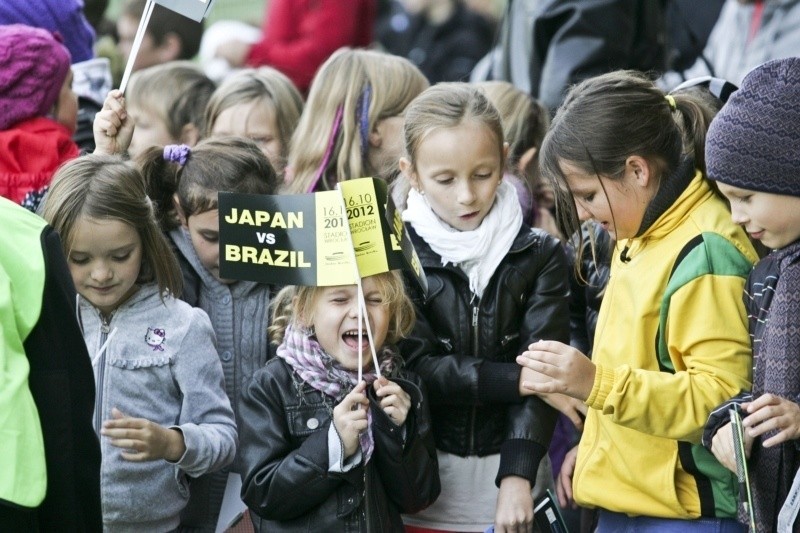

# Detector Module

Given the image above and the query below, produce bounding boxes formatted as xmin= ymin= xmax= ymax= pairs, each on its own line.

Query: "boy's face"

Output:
xmin=183 ymin=207 xmax=234 ymax=284
xmin=117 ymin=15 xmax=174 ymax=71
xmin=717 ymin=182 xmax=800 ymax=250
xmin=128 ymin=104 xmax=175 ymax=159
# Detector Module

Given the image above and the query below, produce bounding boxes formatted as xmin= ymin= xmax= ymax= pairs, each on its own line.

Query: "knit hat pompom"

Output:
xmin=0 ymin=24 xmax=72 ymax=130
xmin=706 ymin=57 xmax=800 ymax=197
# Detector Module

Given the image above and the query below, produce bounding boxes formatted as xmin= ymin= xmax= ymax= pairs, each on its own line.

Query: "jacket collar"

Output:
xmin=78 ymin=282 xmax=163 ymax=318
xmin=618 ymin=170 xmax=713 ymax=260
xmin=169 ymin=227 xmax=258 ymax=296
xmin=409 ymin=223 xmax=539 ymax=267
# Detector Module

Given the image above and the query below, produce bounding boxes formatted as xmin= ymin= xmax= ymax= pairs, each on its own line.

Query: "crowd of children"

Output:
xmin=1 ymin=7 xmax=800 ymax=533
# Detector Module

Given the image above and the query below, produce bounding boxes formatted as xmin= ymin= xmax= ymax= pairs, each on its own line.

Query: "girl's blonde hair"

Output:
xmin=268 ymin=271 xmax=415 ymax=346
xmin=41 ymin=154 xmax=182 ymax=298
xmin=139 ymin=136 xmax=279 ymax=231
xmin=204 ymin=67 xmax=304 ymax=171
xmin=128 ymin=61 xmax=216 ymax=141
xmin=403 ymin=82 xmax=505 ymax=170
xmin=285 ymin=48 xmax=428 ymax=194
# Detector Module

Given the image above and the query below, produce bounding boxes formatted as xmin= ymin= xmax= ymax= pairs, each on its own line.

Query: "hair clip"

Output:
xmin=664 ymin=94 xmax=677 ymax=111
xmin=163 ymin=144 xmax=191 ymax=166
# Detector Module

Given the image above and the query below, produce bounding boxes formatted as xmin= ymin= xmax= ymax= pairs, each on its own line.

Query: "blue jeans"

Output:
xmin=597 ymin=510 xmax=746 ymax=533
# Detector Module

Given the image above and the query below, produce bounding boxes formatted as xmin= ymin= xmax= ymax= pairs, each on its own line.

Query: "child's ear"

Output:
xmin=173 ymin=193 xmax=188 ymax=228
xmin=180 ymin=123 xmax=200 ymax=146
xmin=398 ymin=157 xmax=419 ymax=190
xmin=626 ymin=155 xmax=652 ymax=188
xmin=368 ymin=127 xmax=383 ymax=148
xmin=517 ymin=146 xmax=538 ymax=176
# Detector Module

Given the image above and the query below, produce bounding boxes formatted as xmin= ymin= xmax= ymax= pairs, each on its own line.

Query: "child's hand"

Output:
xmin=744 ymin=394 xmax=800 ymax=447
xmin=373 ymin=376 xmax=411 ymax=426
xmin=540 ymin=393 xmax=587 ymax=430
xmin=101 ymin=407 xmax=186 ymax=462
xmin=710 ymin=422 xmax=741 ymax=473
xmin=333 ymin=381 xmax=369 ymax=459
xmin=494 ymin=475 xmax=534 ymax=533
xmin=93 ymin=90 xmax=134 ymax=156
xmin=516 ymin=341 xmax=596 ymax=402
xmin=556 ymin=445 xmax=579 ymax=509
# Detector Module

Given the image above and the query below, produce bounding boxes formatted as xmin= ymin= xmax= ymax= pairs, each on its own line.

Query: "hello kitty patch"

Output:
xmin=145 ymin=327 xmax=166 ymax=351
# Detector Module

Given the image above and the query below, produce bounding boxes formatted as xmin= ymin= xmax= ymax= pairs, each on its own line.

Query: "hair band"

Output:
xmin=163 ymin=144 xmax=191 ymax=166
xmin=357 ymin=84 xmax=372 ymax=161
xmin=665 ymin=94 xmax=677 ymax=111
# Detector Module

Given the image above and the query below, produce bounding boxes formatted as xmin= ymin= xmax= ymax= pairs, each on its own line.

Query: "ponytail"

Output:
xmin=670 ymin=89 xmax=724 ymax=177
xmin=136 ymin=146 xmax=183 ymax=231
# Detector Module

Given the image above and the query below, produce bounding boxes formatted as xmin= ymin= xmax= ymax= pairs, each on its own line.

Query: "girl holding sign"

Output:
xmin=398 ymin=83 xmax=571 ymax=533
xmin=40 ymin=154 xmax=237 ymax=532
xmin=237 ymin=272 xmax=440 ymax=531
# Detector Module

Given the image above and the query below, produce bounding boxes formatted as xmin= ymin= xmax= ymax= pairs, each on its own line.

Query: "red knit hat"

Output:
xmin=0 ymin=24 xmax=71 ymax=130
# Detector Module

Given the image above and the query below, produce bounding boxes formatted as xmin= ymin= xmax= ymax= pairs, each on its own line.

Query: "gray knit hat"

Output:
xmin=706 ymin=57 xmax=800 ymax=197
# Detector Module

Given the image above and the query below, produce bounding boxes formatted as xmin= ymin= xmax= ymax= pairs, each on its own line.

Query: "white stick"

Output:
xmin=357 ymin=281 xmax=363 ymax=383
xmin=92 ymin=327 xmax=118 ymax=367
xmin=359 ymin=293 xmax=381 ymax=376
xmin=334 ymin=186 xmax=380 ymax=382
xmin=118 ymin=0 xmax=155 ymax=93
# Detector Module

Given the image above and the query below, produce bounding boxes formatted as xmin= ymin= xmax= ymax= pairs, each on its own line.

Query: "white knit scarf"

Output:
xmin=402 ymin=180 xmax=523 ymax=297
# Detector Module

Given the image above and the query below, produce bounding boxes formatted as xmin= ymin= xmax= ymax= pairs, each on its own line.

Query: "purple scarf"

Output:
xmin=277 ymin=324 xmax=399 ymax=462
xmin=749 ymin=241 xmax=800 ymax=532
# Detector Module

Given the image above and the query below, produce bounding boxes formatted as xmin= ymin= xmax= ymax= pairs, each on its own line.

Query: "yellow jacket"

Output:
xmin=574 ymin=173 xmax=757 ymax=519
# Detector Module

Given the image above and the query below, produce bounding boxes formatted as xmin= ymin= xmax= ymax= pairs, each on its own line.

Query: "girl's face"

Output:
xmin=128 ymin=104 xmax=175 ymax=159
xmin=54 ymin=70 xmax=78 ymax=133
xmin=403 ymin=121 xmax=505 ymax=231
xmin=308 ymin=276 xmax=390 ymax=371
xmin=211 ymin=100 xmax=284 ymax=173
xmin=368 ymin=115 xmax=405 ymax=177
xmin=717 ymin=182 xmax=800 ymax=250
xmin=184 ymin=206 xmax=234 ymax=284
xmin=68 ymin=216 xmax=143 ymax=316
xmin=561 ymin=159 xmax=653 ymax=241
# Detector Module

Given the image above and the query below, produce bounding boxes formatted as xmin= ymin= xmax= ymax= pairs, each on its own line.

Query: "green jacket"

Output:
xmin=0 ymin=197 xmax=47 ymax=508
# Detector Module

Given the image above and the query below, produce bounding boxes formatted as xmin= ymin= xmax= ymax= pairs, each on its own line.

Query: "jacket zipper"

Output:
xmin=93 ymin=314 xmax=111 ymax=433
xmin=468 ymin=298 xmax=480 ymax=455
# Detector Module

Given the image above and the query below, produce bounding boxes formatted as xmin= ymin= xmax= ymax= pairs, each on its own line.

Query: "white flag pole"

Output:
xmin=118 ymin=0 xmax=155 ymax=93
xmin=334 ymin=185 xmax=380 ymax=383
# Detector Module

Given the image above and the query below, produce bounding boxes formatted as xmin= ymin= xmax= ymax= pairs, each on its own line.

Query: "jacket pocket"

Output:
xmin=108 ymin=355 xmax=171 ymax=370
xmin=174 ymin=465 xmax=189 ymax=499
xmin=104 ymin=355 xmax=179 ymax=425
xmin=286 ymin=404 xmax=330 ymax=438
